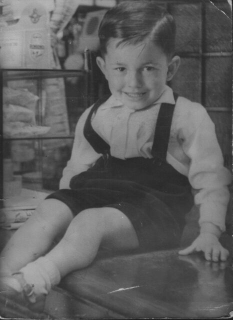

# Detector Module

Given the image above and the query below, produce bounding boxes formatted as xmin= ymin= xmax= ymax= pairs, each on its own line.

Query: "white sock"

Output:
xmin=20 ymin=256 xmax=61 ymax=296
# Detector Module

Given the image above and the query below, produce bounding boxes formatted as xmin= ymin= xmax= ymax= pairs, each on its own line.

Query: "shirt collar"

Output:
xmin=99 ymin=85 xmax=175 ymax=111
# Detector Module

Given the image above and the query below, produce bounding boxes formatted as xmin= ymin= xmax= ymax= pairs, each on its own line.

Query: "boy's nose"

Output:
xmin=126 ymin=71 xmax=142 ymax=88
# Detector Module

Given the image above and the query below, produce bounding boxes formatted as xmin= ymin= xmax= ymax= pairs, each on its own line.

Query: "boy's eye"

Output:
xmin=114 ymin=67 xmax=126 ymax=72
xmin=143 ymin=66 xmax=155 ymax=71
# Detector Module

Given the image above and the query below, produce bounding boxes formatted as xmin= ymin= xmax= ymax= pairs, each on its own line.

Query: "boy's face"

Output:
xmin=97 ymin=38 xmax=180 ymax=110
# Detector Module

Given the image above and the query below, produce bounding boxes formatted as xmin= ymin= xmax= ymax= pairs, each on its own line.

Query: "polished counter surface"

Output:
xmin=1 ymin=231 xmax=233 ymax=319
xmin=57 ymin=248 xmax=233 ymax=318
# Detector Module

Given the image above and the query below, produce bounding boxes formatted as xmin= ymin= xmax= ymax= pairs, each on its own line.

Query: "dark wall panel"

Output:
xmin=171 ymin=3 xmax=202 ymax=53
xmin=171 ymin=57 xmax=202 ymax=103
xmin=205 ymin=57 xmax=232 ymax=109
xmin=205 ymin=1 xmax=232 ymax=52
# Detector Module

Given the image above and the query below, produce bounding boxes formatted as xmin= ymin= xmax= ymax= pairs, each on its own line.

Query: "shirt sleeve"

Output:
xmin=59 ymin=106 xmax=101 ymax=189
xmin=180 ymin=103 xmax=232 ymax=232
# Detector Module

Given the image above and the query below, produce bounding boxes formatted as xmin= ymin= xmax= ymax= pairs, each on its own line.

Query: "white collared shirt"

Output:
xmin=60 ymin=86 xmax=231 ymax=232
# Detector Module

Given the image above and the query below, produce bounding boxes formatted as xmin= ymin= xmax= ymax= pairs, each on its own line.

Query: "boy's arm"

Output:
xmin=178 ymin=104 xmax=232 ymax=261
xmin=59 ymin=107 xmax=100 ymax=189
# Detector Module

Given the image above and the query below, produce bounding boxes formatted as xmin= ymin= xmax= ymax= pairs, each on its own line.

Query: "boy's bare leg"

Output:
xmin=0 ymin=206 xmax=138 ymax=308
xmin=45 ymin=207 xmax=139 ymax=277
xmin=0 ymin=199 xmax=73 ymax=276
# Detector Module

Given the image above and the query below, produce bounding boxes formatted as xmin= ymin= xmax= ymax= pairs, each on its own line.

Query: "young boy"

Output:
xmin=0 ymin=0 xmax=231 ymax=312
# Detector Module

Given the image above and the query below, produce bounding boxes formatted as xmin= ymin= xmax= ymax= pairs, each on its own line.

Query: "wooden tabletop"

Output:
xmin=58 ymin=248 xmax=233 ymax=318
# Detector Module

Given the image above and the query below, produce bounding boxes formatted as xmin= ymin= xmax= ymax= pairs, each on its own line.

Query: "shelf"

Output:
xmin=3 ymin=70 xmax=85 ymax=81
xmin=3 ymin=135 xmax=75 ymax=141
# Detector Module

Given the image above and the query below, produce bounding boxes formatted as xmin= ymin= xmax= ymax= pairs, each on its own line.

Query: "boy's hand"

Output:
xmin=179 ymin=233 xmax=229 ymax=262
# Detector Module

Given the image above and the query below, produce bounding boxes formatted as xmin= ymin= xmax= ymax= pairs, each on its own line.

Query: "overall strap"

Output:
xmin=151 ymin=93 xmax=178 ymax=161
xmin=84 ymin=95 xmax=111 ymax=154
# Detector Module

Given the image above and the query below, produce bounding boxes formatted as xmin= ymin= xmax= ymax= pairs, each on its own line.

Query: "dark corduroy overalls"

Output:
xmin=47 ymin=94 xmax=194 ymax=252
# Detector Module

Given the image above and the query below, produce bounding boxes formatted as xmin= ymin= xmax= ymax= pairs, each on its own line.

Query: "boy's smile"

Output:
xmin=97 ymin=38 xmax=180 ymax=110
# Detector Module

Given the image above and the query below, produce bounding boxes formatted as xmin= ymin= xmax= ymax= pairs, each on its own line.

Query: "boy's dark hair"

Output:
xmin=98 ymin=0 xmax=176 ymax=59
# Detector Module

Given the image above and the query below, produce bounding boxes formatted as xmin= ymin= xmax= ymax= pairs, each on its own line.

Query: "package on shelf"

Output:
xmin=3 ymin=85 xmax=50 ymax=139
xmin=41 ymin=77 xmax=70 ymax=149
xmin=4 ymin=104 xmax=36 ymax=124
xmin=3 ymin=87 xmax=39 ymax=114
xmin=3 ymin=122 xmax=51 ymax=139
xmin=0 ymin=1 xmax=51 ymax=69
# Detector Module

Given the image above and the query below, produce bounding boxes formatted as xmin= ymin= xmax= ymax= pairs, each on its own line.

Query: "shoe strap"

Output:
xmin=13 ymin=272 xmax=37 ymax=303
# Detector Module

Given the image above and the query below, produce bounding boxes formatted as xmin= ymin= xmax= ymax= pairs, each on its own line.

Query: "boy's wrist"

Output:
xmin=200 ymin=222 xmax=222 ymax=238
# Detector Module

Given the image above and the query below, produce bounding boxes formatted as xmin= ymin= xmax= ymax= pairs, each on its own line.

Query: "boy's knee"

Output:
xmin=74 ymin=207 xmax=137 ymax=241
xmin=72 ymin=208 xmax=106 ymax=231
xmin=35 ymin=199 xmax=73 ymax=227
xmin=63 ymin=207 xmax=139 ymax=251
xmin=62 ymin=208 xmax=106 ymax=247
xmin=75 ymin=207 xmax=131 ymax=231
xmin=68 ymin=208 xmax=117 ymax=241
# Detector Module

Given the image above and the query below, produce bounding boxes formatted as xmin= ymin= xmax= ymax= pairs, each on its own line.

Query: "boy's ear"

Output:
xmin=167 ymin=55 xmax=180 ymax=82
xmin=96 ymin=56 xmax=108 ymax=79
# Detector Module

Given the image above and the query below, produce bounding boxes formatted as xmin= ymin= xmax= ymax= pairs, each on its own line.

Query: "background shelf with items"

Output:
xmin=2 ymin=69 xmax=91 ymax=195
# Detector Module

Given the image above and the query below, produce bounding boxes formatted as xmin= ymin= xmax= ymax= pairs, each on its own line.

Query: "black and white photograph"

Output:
xmin=0 ymin=0 xmax=232 ymax=318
